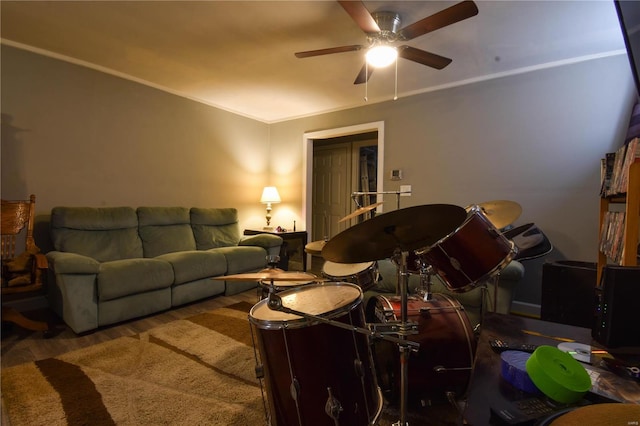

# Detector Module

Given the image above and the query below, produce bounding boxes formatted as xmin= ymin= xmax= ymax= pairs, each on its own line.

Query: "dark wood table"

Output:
xmin=463 ymin=313 xmax=640 ymax=425
xmin=244 ymin=229 xmax=308 ymax=271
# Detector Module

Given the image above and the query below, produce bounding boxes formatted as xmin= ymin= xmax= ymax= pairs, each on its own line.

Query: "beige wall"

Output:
xmin=2 ymin=45 xmax=273 ymax=235
xmin=2 ymin=44 xmax=636 ymax=307
xmin=269 ymin=54 xmax=637 ymax=306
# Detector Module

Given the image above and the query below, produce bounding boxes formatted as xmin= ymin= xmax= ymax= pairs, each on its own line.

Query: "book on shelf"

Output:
xmin=599 ymin=211 xmax=626 ymax=264
xmin=600 ymin=137 xmax=640 ymax=197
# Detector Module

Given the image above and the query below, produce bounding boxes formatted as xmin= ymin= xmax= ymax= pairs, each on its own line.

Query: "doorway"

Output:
xmin=302 ymin=121 xmax=385 ymax=264
xmin=311 ymin=134 xmax=378 ymax=242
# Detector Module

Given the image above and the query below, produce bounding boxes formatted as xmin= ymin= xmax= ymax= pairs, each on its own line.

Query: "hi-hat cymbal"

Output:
xmin=214 ymin=269 xmax=319 ymax=282
xmin=471 ymin=200 xmax=522 ymax=229
xmin=338 ymin=202 xmax=383 ymax=223
xmin=322 ymin=204 xmax=467 ymax=263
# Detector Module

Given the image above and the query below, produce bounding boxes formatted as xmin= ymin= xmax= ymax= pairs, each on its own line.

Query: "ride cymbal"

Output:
xmin=472 ymin=200 xmax=522 ymax=229
xmin=214 ymin=269 xmax=319 ymax=282
xmin=322 ymin=204 xmax=467 ymax=263
xmin=338 ymin=202 xmax=383 ymax=223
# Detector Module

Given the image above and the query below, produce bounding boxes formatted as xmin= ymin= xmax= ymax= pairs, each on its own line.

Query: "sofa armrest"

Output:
xmin=239 ymin=234 xmax=283 ymax=250
xmin=46 ymin=251 xmax=100 ymax=274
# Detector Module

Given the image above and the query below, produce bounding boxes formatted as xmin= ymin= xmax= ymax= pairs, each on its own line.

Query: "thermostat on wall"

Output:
xmin=391 ymin=169 xmax=403 ymax=180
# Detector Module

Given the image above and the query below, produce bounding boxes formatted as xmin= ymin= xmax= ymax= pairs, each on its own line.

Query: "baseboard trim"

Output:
xmin=510 ymin=301 xmax=541 ymax=318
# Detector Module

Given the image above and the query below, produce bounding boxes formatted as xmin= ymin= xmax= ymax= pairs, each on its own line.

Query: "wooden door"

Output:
xmin=312 ymin=142 xmax=351 ymax=241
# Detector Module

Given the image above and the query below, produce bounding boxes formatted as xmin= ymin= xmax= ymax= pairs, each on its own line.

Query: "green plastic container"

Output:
xmin=525 ymin=345 xmax=591 ymax=404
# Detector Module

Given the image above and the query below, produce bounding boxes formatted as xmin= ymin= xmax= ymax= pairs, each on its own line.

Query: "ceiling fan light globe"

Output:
xmin=366 ymin=45 xmax=397 ymax=68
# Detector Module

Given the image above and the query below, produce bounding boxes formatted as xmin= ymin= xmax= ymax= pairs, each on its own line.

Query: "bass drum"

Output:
xmin=367 ymin=293 xmax=477 ymax=406
xmin=250 ymin=282 xmax=383 ymax=426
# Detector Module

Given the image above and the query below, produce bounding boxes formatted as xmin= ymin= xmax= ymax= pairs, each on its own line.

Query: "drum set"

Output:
xmin=219 ymin=199 xmax=522 ymax=426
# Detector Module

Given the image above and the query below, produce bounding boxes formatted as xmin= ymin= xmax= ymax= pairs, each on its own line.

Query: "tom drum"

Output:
xmin=416 ymin=205 xmax=517 ymax=293
xmin=322 ymin=261 xmax=378 ymax=291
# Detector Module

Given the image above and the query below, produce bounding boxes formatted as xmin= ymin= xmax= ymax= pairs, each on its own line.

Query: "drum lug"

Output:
xmin=354 ymin=359 xmax=364 ymax=378
xmin=324 ymin=387 xmax=343 ymax=423
xmin=290 ymin=378 xmax=300 ymax=401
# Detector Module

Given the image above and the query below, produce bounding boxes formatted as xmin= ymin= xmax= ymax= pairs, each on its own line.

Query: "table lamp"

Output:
xmin=260 ymin=186 xmax=281 ymax=230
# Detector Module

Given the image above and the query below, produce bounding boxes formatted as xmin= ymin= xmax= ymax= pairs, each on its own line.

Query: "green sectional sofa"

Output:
xmin=46 ymin=206 xmax=282 ymax=333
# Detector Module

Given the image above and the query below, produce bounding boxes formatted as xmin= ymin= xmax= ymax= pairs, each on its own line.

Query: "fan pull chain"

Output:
xmin=364 ymin=61 xmax=369 ymax=102
xmin=394 ymin=58 xmax=398 ymax=100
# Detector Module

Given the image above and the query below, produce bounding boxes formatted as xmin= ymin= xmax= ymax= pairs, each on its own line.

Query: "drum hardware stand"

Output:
xmin=416 ymin=264 xmax=435 ymax=302
xmin=478 ymin=272 xmax=500 ymax=327
xmin=248 ymin=315 xmax=272 ymax=426
xmin=351 ymin=190 xmax=408 ymax=211
xmin=257 ymin=255 xmax=282 ymax=302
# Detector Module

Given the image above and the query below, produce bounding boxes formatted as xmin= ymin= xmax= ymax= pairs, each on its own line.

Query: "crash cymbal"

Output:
xmin=471 ymin=200 xmax=522 ymax=229
xmin=214 ymin=269 xmax=320 ymax=282
xmin=322 ymin=204 xmax=467 ymax=263
xmin=338 ymin=202 xmax=383 ymax=223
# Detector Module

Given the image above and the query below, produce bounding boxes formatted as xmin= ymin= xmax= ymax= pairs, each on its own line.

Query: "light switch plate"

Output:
xmin=400 ymin=185 xmax=411 ymax=196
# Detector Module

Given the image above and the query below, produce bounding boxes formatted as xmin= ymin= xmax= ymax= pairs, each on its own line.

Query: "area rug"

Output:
xmin=2 ymin=301 xmax=457 ymax=425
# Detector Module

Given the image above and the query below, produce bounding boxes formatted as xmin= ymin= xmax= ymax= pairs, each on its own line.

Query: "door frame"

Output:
xmin=302 ymin=121 xmax=385 ymax=234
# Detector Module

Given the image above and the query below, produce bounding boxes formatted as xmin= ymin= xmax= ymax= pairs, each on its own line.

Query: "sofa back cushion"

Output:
xmin=191 ymin=208 xmax=241 ymax=250
xmin=51 ymin=207 xmax=142 ymax=262
xmin=138 ymin=207 xmax=196 ymax=258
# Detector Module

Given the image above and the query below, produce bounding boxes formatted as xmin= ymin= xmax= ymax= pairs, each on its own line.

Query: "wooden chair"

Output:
xmin=1 ymin=194 xmax=49 ymax=334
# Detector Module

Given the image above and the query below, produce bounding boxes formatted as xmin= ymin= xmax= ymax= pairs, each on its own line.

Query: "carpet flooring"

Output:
xmin=1 ymin=301 xmax=460 ymax=425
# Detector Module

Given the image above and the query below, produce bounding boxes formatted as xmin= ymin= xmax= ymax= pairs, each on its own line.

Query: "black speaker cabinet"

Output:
xmin=593 ymin=265 xmax=640 ymax=348
xmin=541 ymin=261 xmax=596 ymax=328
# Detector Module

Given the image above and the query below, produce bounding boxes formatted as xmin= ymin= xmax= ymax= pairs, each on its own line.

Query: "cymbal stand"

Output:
xmin=394 ymin=247 xmax=411 ymax=426
xmin=351 ymin=190 xmax=409 ymax=211
xmin=259 ymin=255 xmax=281 ymax=301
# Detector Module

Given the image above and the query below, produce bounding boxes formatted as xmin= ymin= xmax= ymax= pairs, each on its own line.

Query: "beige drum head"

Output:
xmin=260 ymin=279 xmax=315 ymax=289
xmin=249 ymin=282 xmax=362 ymax=329
xmin=323 ymin=261 xmax=374 ymax=277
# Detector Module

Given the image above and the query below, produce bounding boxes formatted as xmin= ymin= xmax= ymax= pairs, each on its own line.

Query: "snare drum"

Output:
xmin=367 ymin=293 xmax=476 ymax=406
xmin=249 ymin=283 xmax=383 ymax=426
xmin=322 ymin=261 xmax=378 ymax=291
xmin=416 ymin=205 xmax=517 ymax=293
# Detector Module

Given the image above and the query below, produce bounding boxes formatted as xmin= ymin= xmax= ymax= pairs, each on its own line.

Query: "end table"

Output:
xmin=243 ymin=229 xmax=308 ymax=271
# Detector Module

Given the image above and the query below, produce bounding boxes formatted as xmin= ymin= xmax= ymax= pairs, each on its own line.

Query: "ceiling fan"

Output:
xmin=295 ymin=0 xmax=479 ymax=84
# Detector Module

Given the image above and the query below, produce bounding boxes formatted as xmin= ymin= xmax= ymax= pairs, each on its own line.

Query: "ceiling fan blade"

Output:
xmin=295 ymin=45 xmax=363 ymax=58
xmin=354 ymin=63 xmax=374 ymax=85
xmin=338 ymin=0 xmax=380 ymax=34
xmin=399 ymin=0 xmax=479 ymax=41
xmin=398 ymin=46 xmax=452 ymax=70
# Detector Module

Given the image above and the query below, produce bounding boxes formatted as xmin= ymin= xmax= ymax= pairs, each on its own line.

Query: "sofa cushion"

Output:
xmin=138 ymin=207 xmax=197 ymax=257
xmin=51 ymin=207 xmax=142 ymax=262
xmin=191 ymin=208 xmax=241 ymax=249
xmin=157 ymin=250 xmax=227 ymax=285
xmin=214 ymin=246 xmax=267 ymax=273
xmin=98 ymin=258 xmax=174 ymax=302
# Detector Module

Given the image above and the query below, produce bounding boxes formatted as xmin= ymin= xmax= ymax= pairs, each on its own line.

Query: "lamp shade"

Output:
xmin=260 ymin=186 xmax=281 ymax=204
